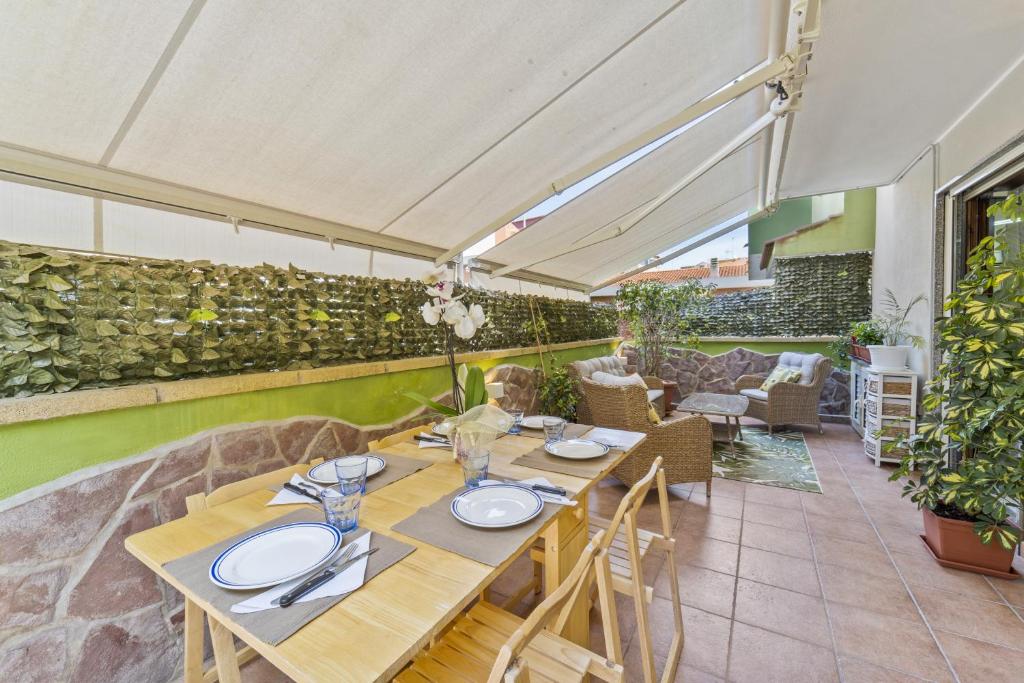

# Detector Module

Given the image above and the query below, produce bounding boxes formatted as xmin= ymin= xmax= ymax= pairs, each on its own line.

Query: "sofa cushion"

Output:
xmin=591 ymin=370 xmax=646 ymax=388
xmin=647 ymin=389 xmax=664 ymax=403
xmin=739 ymin=388 xmax=769 ymax=402
xmin=760 ymin=366 xmax=802 ymax=391
xmin=571 ymin=356 xmax=627 ymax=380
xmin=777 ymin=352 xmax=824 ymax=385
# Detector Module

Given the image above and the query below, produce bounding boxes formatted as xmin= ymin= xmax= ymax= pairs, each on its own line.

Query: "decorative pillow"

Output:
xmin=760 ymin=367 xmax=802 ymax=391
xmin=647 ymin=404 xmax=662 ymax=424
xmin=591 ymin=371 xmax=647 ymax=389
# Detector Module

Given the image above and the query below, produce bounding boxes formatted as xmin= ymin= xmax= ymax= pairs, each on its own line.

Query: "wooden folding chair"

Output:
xmin=367 ymin=423 xmax=435 ymax=450
xmin=396 ymin=530 xmax=624 ymax=682
xmin=181 ymin=458 xmax=323 ymax=683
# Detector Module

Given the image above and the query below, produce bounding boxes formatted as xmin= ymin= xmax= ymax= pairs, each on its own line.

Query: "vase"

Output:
xmin=867 ymin=345 xmax=910 ymax=371
xmin=922 ymin=508 xmax=1016 ymax=574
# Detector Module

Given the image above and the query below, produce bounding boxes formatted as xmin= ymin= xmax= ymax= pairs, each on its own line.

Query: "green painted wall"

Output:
xmin=674 ymin=340 xmax=833 ymax=357
xmin=0 ymin=342 xmax=616 ymax=499
xmin=748 ymin=197 xmax=813 ymax=277
xmin=774 ymin=189 xmax=876 ymax=259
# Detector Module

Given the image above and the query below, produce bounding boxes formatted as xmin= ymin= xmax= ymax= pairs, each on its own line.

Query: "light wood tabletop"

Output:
xmin=125 ymin=428 xmax=645 ymax=683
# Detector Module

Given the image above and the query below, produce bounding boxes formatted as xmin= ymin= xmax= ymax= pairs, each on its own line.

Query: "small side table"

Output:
xmin=676 ymin=392 xmax=749 ymax=454
xmin=661 ymin=380 xmax=679 ymax=416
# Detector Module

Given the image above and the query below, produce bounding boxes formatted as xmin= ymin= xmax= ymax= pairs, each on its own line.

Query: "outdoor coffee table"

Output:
xmin=676 ymin=392 xmax=749 ymax=454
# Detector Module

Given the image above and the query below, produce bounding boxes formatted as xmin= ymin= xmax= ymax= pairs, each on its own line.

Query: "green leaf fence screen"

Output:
xmin=0 ymin=241 xmax=616 ymax=398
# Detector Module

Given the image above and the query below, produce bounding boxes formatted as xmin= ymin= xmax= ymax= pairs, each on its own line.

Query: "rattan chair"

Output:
xmin=569 ymin=356 xmax=666 ymax=424
xmin=580 ymin=378 xmax=714 ymax=493
xmin=735 ymin=352 xmax=832 ymax=434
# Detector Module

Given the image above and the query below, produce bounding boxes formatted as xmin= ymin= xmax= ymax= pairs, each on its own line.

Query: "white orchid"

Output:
xmin=420 ymin=266 xmax=448 ymax=286
xmin=420 ymin=299 xmax=442 ymax=325
xmin=454 ymin=314 xmax=477 ymax=339
xmin=442 ymin=300 xmax=468 ymax=326
xmin=468 ymin=303 xmax=485 ymax=329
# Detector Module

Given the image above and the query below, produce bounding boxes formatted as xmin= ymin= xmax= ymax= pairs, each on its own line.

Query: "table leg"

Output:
xmin=183 ymin=599 xmax=205 ymax=683
xmin=209 ymin=615 xmax=242 ymax=683
xmin=728 ymin=418 xmax=738 ymax=455
xmin=542 ymin=496 xmax=589 ymax=646
xmin=735 ymin=416 xmax=744 ymax=441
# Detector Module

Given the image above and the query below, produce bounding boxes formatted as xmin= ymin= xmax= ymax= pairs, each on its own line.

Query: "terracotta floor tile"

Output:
xmin=801 ymin=495 xmax=868 ymax=521
xmin=839 ymin=657 xmax=934 ymax=682
xmin=874 ymin=523 xmax=932 ymax=558
xmin=685 ymin=491 xmax=744 ymax=519
xmin=653 ymin=563 xmax=735 ymax=619
xmin=738 ymin=546 xmax=821 ymax=597
xmin=818 ymin=562 xmax=920 ymax=620
xmin=705 ymin=477 xmax=748 ymax=500
xmin=812 ymin=536 xmax=896 ymax=578
xmin=677 ymin=510 xmax=742 ymax=544
xmin=987 ymin=560 xmax=1024 ymax=608
xmin=677 ymin=536 xmax=740 ymax=575
xmin=828 ymin=603 xmax=954 ymax=682
xmin=913 ymin=588 xmax=1024 ymax=650
xmin=742 ymin=484 xmax=803 ymax=510
xmin=622 ymin=602 xmax=730 ymax=681
xmin=239 ymin=657 xmax=292 ymax=683
xmin=935 ymin=630 xmax=1024 ymax=681
xmin=727 ymin=621 xmax=838 ymax=683
xmin=734 ymin=578 xmax=832 ymax=648
xmin=743 ymin=501 xmax=807 ymax=531
xmin=741 ymin=519 xmax=813 ymax=560
xmin=806 ymin=512 xmax=881 ymax=545
xmin=890 ymin=550 xmax=1001 ymax=600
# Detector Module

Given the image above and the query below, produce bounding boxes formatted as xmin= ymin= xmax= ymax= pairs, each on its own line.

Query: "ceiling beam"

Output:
xmin=431 ymin=56 xmax=793 ymax=267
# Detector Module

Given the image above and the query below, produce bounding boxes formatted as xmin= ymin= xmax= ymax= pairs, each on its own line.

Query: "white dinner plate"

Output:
xmin=450 ymin=484 xmax=544 ymax=529
xmin=521 ymin=415 xmax=559 ymax=430
xmin=544 ymin=439 xmax=610 ymax=460
xmin=307 ymin=455 xmax=386 ymax=484
xmin=209 ymin=522 xmax=342 ymax=590
xmin=432 ymin=421 xmax=454 ymax=437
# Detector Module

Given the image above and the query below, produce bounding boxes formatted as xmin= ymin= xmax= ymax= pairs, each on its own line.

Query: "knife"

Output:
xmin=414 ymin=434 xmax=450 ymax=445
xmin=275 ymin=546 xmax=380 ymax=607
xmin=283 ymin=482 xmax=322 ymax=502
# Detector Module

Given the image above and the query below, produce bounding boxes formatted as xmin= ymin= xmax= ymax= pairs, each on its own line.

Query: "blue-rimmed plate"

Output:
xmin=209 ymin=522 xmax=342 ymax=590
xmin=450 ymin=484 xmax=543 ymax=529
xmin=544 ymin=439 xmax=610 ymax=460
xmin=307 ymin=455 xmax=386 ymax=484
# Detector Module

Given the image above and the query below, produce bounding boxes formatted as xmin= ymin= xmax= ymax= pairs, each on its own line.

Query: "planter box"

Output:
xmin=850 ymin=343 xmax=871 ymax=363
xmin=922 ymin=507 xmax=1015 ymax=574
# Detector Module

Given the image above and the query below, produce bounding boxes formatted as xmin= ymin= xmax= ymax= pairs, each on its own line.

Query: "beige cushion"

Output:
xmin=761 ymin=366 xmax=802 ymax=391
xmin=777 ymin=352 xmax=823 ymax=386
xmin=591 ymin=370 xmax=646 ymax=388
xmin=740 ymin=388 xmax=768 ymax=402
xmin=571 ymin=356 xmax=627 ymax=380
xmin=647 ymin=389 xmax=664 ymax=403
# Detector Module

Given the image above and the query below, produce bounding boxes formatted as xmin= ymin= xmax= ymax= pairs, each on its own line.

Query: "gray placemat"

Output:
xmin=511 ymin=441 xmax=620 ymax=479
xmin=517 ymin=422 xmax=593 ymax=440
xmin=162 ymin=509 xmax=415 ymax=645
xmin=391 ymin=486 xmax=561 ymax=566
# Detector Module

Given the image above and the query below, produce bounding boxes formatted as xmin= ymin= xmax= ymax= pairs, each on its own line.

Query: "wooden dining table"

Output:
xmin=125 ymin=427 xmax=645 ymax=682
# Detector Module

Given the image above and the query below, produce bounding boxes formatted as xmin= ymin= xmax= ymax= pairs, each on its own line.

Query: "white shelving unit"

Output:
xmin=848 ymin=359 xmax=870 ymax=437
xmin=861 ymin=367 xmax=918 ymax=466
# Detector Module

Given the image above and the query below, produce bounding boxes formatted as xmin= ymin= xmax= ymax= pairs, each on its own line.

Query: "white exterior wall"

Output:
xmin=873 ymin=149 xmax=935 ymax=381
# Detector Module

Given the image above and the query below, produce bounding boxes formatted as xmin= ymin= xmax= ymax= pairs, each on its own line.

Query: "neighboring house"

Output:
xmin=589 ymin=257 xmax=769 ymax=304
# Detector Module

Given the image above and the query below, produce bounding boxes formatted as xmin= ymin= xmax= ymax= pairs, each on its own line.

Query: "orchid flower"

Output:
xmin=420 ymin=300 xmax=442 ymax=325
xmin=420 ymin=266 xmax=448 ymax=286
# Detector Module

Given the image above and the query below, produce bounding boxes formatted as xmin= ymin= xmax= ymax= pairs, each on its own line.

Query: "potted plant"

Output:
xmin=891 ymin=222 xmax=1024 ymax=575
xmin=617 ymin=279 xmax=713 ymax=376
xmin=866 ymin=289 xmax=926 ymax=370
xmin=829 ymin=320 xmax=882 ymax=367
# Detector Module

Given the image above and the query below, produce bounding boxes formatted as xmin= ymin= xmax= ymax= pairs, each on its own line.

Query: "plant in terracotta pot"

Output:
xmin=829 ymin=319 xmax=883 ymax=367
xmin=867 ymin=289 xmax=925 ymax=370
xmin=891 ymin=229 xmax=1024 ymax=575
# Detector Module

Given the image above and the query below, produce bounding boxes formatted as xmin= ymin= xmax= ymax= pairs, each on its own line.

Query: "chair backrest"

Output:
xmin=599 ymin=457 xmax=667 ymax=546
xmin=367 ymin=423 xmax=433 ymax=450
xmin=569 ymin=355 xmax=627 ymax=381
xmin=489 ymin=530 xmax=623 ymax=683
xmin=185 ymin=458 xmax=324 ymax=513
xmin=776 ymin=352 xmax=829 ymax=387
xmin=580 ymin=378 xmax=651 ymax=433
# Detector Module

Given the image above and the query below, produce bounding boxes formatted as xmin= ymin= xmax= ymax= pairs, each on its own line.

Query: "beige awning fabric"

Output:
xmin=1 ymin=1 xmax=1021 ymax=290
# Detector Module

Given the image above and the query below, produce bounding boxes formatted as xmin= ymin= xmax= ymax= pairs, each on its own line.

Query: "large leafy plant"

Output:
xmin=874 ymin=289 xmax=926 ymax=347
xmin=617 ymin=279 xmax=714 ymax=375
xmin=538 ymin=364 xmax=578 ymax=422
xmin=892 ymin=219 xmax=1024 ymax=548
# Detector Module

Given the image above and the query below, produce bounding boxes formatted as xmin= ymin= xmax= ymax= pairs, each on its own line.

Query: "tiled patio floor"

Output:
xmin=242 ymin=421 xmax=1024 ymax=682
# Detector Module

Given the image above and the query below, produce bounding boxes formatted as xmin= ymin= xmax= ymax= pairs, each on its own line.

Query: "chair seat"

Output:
xmin=647 ymin=389 xmax=664 ymax=403
xmin=739 ymin=388 xmax=768 ymax=402
xmin=396 ymin=602 xmax=598 ymax=683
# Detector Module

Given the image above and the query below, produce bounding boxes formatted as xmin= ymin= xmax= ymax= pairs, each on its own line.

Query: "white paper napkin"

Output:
xmin=417 ymin=433 xmax=451 ymax=449
xmin=267 ymin=475 xmax=326 ymax=506
xmin=230 ymin=532 xmax=372 ymax=613
xmin=586 ymin=427 xmax=644 ymax=450
xmin=480 ymin=477 xmax=576 ymax=506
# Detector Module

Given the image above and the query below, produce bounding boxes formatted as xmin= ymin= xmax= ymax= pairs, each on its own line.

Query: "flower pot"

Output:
xmin=922 ymin=507 xmax=1015 ymax=573
xmin=849 ymin=342 xmax=872 ymax=363
xmin=867 ymin=345 xmax=910 ymax=371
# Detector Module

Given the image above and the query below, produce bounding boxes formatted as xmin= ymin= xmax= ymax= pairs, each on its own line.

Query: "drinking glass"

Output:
xmin=459 ymin=448 xmax=490 ymax=487
xmin=508 ymin=409 xmax=524 ymax=434
xmin=320 ymin=457 xmax=367 ymax=532
xmin=542 ymin=417 xmax=566 ymax=443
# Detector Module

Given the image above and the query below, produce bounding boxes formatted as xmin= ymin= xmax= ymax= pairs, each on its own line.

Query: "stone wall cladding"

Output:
xmin=623 ymin=345 xmax=850 ymax=417
xmin=0 ymin=362 xmax=541 ymax=681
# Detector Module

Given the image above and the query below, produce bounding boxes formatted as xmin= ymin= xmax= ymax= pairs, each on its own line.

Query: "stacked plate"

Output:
xmin=431 ymin=421 xmax=454 ymax=437
xmin=544 ymin=439 xmax=609 ymax=460
xmin=306 ymin=455 xmax=386 ymax=484
xmin=209 ymin=522 xmax=342 ymax=590
xmin=520 ymin=415 xmax=558 ymax=430
xmin=450 ymin=484 xmax=543 ymax=528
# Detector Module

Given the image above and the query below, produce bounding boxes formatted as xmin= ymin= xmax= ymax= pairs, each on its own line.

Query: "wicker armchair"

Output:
xmin=580 ymin=378 xmax=714 ymax=493
xmin=735 ymin=352 xmax=832 ymax=434
xmin=569 ymin=356 xmax=665 ymax=424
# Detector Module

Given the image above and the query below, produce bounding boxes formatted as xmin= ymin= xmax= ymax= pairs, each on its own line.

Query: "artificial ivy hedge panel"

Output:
xmin=693 ymin=252 xmax=872 ymax=337
xmin=0 ymin=241 xmax=616 ymax=398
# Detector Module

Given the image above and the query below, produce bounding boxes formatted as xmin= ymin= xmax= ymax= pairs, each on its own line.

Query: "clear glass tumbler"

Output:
xmin=542 ymin=417 xmax=566 ymax=443
xmin=320 ymin=457 xmax=367 ymax=532
xmin=508 ymin=409 xmax=524 ymax=434
xmin=459 ymin=448 xmax=490 ymax=487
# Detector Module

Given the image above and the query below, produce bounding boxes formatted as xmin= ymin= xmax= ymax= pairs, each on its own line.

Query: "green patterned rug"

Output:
xmin=712 ymin=427 xmax=822 ymax=493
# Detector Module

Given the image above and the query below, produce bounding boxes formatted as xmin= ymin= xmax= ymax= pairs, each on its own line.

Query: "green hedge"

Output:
xmin=0 ymin=241 xmax=616 ymax=398
xmin=692 ymin=252 xmax=871 ymax=337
